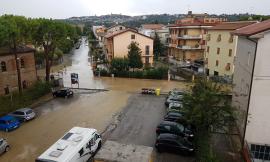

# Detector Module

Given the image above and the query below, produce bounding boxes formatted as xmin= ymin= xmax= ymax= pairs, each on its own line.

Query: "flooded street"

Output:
xmin=0 ymin=37 xmax=189 ymax=162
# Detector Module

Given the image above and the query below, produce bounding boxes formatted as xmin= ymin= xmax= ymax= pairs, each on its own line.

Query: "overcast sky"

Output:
xmin=0 ymin=0 xmax=270 ymax=19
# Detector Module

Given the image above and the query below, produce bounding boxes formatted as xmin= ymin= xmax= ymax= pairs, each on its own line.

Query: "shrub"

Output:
xmin=0 ymin=81 xmax=51 ymax=116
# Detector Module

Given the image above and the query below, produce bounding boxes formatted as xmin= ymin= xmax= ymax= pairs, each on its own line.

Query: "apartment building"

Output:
xmin=104 ymin=28 xmax=154 ymax=66
xmin=232 ymin=20 xmax=270 ymax=162
xmin=0 ymin=46 xmax=37 ymax=95
xmin=168 ymin=11 xmax=227 ymax=64
xmin=139 ymin=24 xmax=169 ymax=45
xmin=205 ymin=21 xmax=255 ymax=78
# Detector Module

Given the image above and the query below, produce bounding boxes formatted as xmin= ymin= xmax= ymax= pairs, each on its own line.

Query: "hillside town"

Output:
xmin=0 ymin=2 xmax=270 ymax=162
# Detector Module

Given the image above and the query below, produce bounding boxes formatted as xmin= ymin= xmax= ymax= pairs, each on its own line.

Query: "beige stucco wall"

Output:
xmin=205 ymin=30 xmax=237 ymax=77
xmin=113 ymin=31 xmax=154 ymax=65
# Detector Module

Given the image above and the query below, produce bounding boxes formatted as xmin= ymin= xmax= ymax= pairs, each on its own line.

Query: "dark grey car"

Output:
xmin=9 ymin=108 xmax=36 ymax=122
xmin=0 ymin=138 xmax=9 ymax=154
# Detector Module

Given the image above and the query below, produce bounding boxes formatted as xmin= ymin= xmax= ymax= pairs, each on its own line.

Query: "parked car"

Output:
xmin=165 ymin=95 xmax=183 ymax=107
xmin=155 ymin=133 xmax=194 ymax=155
xmin=52 ymin=88 xmax=74 ymax=98
xmin=164 ymin=112 xmax=186 ymax=123
xmin=156 ymin=121 xmax=193 ymax=138
xmin=168 ymin=89 xmax=186 ymax=98
xmin=0 ymin=138 xmax=10 ymax=154
xmin=9 ymin=108 xmax=36 ymax=122
xmin=0 ymin=116 xmax=20 ymax=132
xmin=167 ymin=103 xmax=183 ymax=113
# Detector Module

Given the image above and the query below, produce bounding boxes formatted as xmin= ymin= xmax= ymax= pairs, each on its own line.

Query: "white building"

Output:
xmin=139 ymin=24 xmax=169 ymax=45
xmin=232 ymin=19 xmax=270 ymax=162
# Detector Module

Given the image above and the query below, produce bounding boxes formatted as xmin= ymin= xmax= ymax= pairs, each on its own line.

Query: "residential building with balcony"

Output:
xmin=205 ymin=21 xmax=256 ymax=78
xmin=0 ymin=46 xmax=37 ymax=96
xmin=104 ymin=28 xmax=154 ymax=66
xmin=232 ymin=20 xmax=270 ymax=162
xmin=106 ymin=25 xmax=126 ymax=34
xmin=168 ymin=11 xmax=227 ymax=64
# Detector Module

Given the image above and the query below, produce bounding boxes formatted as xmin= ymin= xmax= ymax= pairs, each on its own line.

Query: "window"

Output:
xmin=145 ymin=57 xmax=149 ymax=64
xmin=250 ymin=144 xmax=270 ymax=160
xmin=206 ymin=34 xmax=211 ymax=41
xmin=20 ymin=58 xmax=25 ymax=68
xmin=226 ymin=63 xmax=231 ymax=71
xmin=164 ymin=126 xmax=171 ymax=131
xmin=78 ymin=148 xmax=84 ymax=157
xmin=4 ymin=86 xmax=9 ymax=95
xmin=145 ymin=45 xmax=150 ymax=55
xmin=229 ymin=34 xmax=233 ymax=43
xmin=131 ymin=34 xmax=135 ymax=39
xmin=119 ymin=27 xmax=123 ymax=30
xmin=217 ymin=34 xmax=221 ymax=42
xmin=217 ymin=48 xmax=220 ymax=54
xmin=1 ymin=61 xmax=7 ymax=72
xmin=207 ymin=46 xmax=210 ymax=52
xmin=216 ymin=60 xmax=219 ymax=66
xmin=229 ymin=49 xmax=232 ymax=57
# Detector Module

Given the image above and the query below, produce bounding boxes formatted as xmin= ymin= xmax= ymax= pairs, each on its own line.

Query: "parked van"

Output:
xmin=36 ymin=127 xmax=102 ymax=162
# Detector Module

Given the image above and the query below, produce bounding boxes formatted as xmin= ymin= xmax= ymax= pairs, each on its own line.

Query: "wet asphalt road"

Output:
xmin=108 ymin=94 xmax=194 ymax=162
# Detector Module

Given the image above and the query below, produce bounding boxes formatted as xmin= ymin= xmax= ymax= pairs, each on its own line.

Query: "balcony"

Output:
xmin=177 ymin=35 xmax=202 ymax=40
xmin=177 ymin=45 xmax=205 ymax=50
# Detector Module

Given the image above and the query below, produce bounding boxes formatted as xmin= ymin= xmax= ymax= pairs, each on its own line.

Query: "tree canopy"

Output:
xmin=127 ymin=42 xmax=143 ymax=70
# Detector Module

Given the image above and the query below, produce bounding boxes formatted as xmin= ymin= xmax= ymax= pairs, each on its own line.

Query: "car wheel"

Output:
xmin=156 ymin=147 xmax=162 ymax=153
xmin=5 ymin=146 xmax=10 ymax=152
xmin=97 ymin=141 xmax=102 ymax=150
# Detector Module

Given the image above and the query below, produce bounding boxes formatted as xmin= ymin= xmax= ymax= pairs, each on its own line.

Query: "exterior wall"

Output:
xmin=0 ymin=52 xmax=37 ymax=95
xmin=205 ymin=30 xmax=237 ymax=77
xmin=245 ymin=31 xmax=270 ymax=145
xmin=113 ymin=31 xmax=154 ymax=65
xmin=232 ymin=36 xmax=256 ymax=140
xmin=155 ymin=28 xmax=170 ymax=45
xmin=107 ymin=25 xmax=126 ymax=34
xmin=169 ymin=27 xmax=206 ymax=62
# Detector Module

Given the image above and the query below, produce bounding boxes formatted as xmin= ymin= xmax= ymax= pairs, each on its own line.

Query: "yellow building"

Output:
xmin=205 ymin=22 xmax=255 ymax=77
xmin=104 ymin=29 xmax=154 ymax=66
xmin=168 ymin=11 xmax=226 ymax=63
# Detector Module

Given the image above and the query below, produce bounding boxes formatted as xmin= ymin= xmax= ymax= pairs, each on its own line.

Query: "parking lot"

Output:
xmin=108 ymin=94 xmax=194 ymax=162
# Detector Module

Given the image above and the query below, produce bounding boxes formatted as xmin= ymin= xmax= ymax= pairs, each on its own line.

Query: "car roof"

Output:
xmin=160 ymin=120 xmax=178 ymax=126
xmin=158 ymin=133 xmax=179 ymax=140
xmin=15 ymin=108 xmax=32 ymax=112
xmin=0 ymin=115 xmax=16 ymax=121
xmin=167 ymin=112 xmax=182 ymax=116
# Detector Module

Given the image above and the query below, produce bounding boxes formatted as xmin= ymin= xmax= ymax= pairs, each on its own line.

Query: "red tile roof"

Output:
xmin=233 ymin=19 xmax=270 ymax=36
xmin=105 ymin=28 xmax=153 ymax=40
xmin=141 ymin=24 xmax=165 ymax=30
xmin=209 ymin=21 xmax=257 ymax=30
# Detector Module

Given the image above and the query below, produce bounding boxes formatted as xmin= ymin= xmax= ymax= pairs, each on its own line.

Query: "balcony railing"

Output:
xmin=177 ymin=35 xmax=202 ymax=39
xmin=177 ymin=45 xmax=205 ymax=50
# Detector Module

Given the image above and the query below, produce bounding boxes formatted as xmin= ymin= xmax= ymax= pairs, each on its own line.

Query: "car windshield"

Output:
xmin=26 ymin=110 xmax=33 ymax=114
xmin=176 ymin=124 xmax=184 ymax=132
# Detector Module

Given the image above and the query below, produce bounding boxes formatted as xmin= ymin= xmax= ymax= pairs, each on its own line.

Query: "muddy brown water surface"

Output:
xmin=0 ymin=37 xmax=190 ymax=162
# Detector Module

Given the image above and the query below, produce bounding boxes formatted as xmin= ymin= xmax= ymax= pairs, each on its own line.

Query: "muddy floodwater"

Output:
xmin=0 ymin=37 xmax=190 ymax=162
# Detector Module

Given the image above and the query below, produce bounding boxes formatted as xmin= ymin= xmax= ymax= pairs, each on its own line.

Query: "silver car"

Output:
xmin=0 ymin=138 xmax=9 ymax=154
xmin=9 ymin=108 xmax=36 ymax=122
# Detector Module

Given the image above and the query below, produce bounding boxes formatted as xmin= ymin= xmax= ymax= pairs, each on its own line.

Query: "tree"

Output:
xmin=182 ymin=78 xmax=235 ymax=131
xmin=0 ymin=15 xmax=30 ymax=93
xmin=31 ymin=19 xmax=68 ymax=81
xmin=127 ymin=42 xmax=143 ymax=71
xmin=153 ymin=32 xmax=165 ymax=61
xmin=110 ymin=58 xmax=129 ymax=72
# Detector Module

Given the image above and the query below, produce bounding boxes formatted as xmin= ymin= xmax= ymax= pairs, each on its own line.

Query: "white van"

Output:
xmin=36 ymin=127 xmax=102 ymax=162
